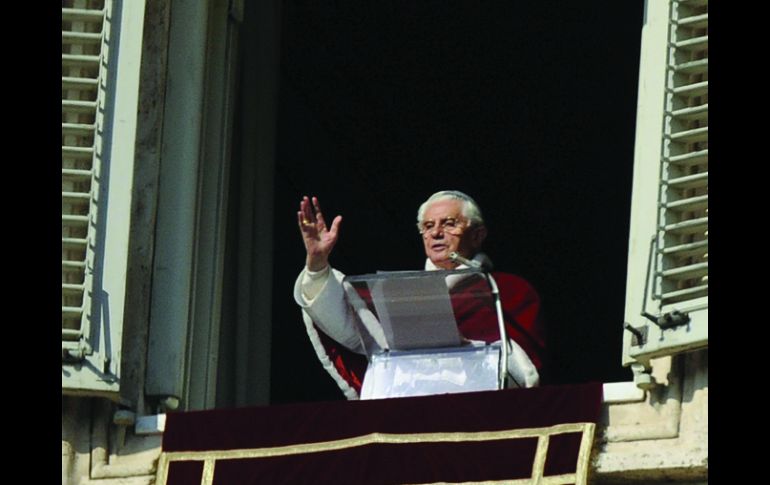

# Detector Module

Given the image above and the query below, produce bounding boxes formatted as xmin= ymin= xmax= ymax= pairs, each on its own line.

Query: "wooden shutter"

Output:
xmin=656 ymin=0 xmax=708 ymax=309
xmin=623 ymin=0 xmax=708 ymax=369
xmin=62 ymin=0 xmax=146 ymax=397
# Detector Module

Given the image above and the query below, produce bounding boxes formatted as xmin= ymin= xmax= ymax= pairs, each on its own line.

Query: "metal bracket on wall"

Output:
xmin=641 ymin=309 xmax=691 ymax=330
xmin=630 ymin=362 xmax=657 ymax=390
xmin=623 ymin=322 xmax=647 ymax=347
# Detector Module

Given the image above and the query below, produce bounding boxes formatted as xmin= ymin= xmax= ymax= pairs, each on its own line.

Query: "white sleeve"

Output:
xmin=299 ymin=265 xmax=330 ymax=300
xmin=505 ymin=338 xmax=540 ymax=388
xmin=293 ymin=266 xmax=364 ymax=352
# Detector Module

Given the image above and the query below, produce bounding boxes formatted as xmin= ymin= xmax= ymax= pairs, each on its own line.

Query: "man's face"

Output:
xmin=420 ymin=199 xmax=487 ymax=269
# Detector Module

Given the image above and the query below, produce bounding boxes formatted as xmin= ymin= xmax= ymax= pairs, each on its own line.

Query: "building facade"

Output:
xmin=61 ymin=0 xmax=707 ymax=483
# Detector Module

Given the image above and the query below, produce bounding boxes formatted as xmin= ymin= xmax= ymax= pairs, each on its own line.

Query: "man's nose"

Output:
xmin=429 ymin=226 xmax=444 ymax=238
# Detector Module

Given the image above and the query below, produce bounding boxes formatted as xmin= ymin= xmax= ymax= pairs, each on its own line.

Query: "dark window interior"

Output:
xmin=270 ymin=1 xmax=644 ymax=403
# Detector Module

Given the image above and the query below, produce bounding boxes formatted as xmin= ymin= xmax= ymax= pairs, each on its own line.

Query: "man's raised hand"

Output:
xmin=297 ymin=195 xmax=342 ymax=271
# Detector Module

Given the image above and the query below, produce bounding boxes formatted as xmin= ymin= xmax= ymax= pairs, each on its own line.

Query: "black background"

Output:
xmin=270 ymin=1 xmax=645 ymax=403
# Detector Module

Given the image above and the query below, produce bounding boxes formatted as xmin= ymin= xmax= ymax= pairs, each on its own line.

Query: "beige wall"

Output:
xmin=595 ymin=350 xmax=708 ymax=483
xmin=62 ymin=397 xmax=161 ymax=485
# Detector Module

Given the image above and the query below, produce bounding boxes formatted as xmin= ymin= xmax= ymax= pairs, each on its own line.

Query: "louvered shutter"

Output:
xmin=623 ymin=0 xmax=708 ymax=369
xmin=62 ymin=0 xmax=146 ymax=396
xmin=656 ymin=1 xmax=708 ymax=311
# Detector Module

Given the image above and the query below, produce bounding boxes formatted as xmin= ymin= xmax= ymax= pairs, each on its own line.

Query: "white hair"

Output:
xmin=416 ymin=190 xmax=485 ymax=228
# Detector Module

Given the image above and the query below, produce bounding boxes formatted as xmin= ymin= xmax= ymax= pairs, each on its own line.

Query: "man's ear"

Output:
xmin=472 ymin=225 xmax=488 ymax=249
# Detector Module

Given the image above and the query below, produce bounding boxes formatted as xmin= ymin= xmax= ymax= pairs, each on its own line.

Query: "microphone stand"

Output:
xmin=449 ymin=252 xmax=509 ymax=390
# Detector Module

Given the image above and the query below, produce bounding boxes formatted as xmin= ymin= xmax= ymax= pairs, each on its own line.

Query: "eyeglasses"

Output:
xmin=417 ymin=217 xmax=469 ymax=236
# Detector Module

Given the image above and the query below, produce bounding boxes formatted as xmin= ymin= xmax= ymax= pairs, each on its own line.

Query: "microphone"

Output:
xmin=449 ymin=252 xmax=482 ymax=269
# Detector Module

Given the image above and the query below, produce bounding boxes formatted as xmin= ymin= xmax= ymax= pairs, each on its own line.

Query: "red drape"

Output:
xmin=163 ymin=383 xmax=602 ymax=485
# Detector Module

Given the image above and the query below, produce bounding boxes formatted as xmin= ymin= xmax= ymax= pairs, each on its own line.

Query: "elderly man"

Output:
xmin=294 ymin=190 xmax=546 ymax=399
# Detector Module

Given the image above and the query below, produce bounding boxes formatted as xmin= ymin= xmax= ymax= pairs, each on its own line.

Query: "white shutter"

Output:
xmin=623 ymin=0 xmax=708 ymax=371
xmin=656 ymin=0 xmax=708 ymax=310
xmin=62 ymin=1 xmax=103 ymax=362
xmin=62 ymin=0 xmax=146 ymax=397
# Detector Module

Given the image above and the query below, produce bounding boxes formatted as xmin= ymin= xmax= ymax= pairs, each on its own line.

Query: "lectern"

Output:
xmin=342 ymin=268 xmax=509 ymax=399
